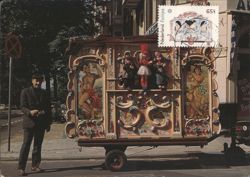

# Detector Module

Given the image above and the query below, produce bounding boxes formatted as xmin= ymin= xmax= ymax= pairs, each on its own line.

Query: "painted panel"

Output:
xmin=77 ymin=60 xmax=105 ymax=139
xmin=185 ymin=64 xmax=210 ymax=119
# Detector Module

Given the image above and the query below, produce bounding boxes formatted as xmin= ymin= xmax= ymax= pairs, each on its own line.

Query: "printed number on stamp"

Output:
xmin=158 ymin=6 xmax=219 ymax=47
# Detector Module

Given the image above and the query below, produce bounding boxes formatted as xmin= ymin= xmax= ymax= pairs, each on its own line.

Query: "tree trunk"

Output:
xmin=45 ymin=70 xmax=51 ymax=99
xmin=53 ymin=74 xmax=58 ymax=100
xmin=0 ymin=55 xmax=3 ymax=103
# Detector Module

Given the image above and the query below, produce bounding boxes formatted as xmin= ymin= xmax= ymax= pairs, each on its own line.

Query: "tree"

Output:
xmin=0 ymin=0 xmax=105 ymax=105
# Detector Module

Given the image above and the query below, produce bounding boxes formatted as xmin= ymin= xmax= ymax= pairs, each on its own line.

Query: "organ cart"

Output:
xmin=64 ymin=35 xmax=222 ymax=171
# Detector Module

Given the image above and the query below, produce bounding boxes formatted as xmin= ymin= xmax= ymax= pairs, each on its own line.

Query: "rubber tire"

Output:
xmin=104 ymin=146 xmax=127 ymax=155
xmin=105 ymin=149 xmax=127 ymax=171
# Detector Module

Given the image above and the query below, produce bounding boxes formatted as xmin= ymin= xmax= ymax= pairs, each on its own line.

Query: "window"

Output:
xmin=177 ymin=0 xmax=189 ymax=4
xmin=160 ymin=0 xmax=166 ymax=5
xmin=115 ymin=0 xmax=122 ymax=15
xmin=173 ymin=0 xmax=191 ymax=4
xmin=239 ymin=32 xmax=250 ymax=48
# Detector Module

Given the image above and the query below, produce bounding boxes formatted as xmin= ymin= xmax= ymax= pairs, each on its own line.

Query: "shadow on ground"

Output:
xmin=31 ymin=153 xmax=250 ymax=174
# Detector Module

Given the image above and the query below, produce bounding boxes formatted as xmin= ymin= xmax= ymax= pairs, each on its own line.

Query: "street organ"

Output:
xmin=65 ymin=35 xmax=220 ymax=171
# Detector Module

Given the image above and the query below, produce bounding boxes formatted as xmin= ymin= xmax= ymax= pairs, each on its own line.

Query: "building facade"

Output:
xmin=105 ymin=0 xmax=250 ymax=120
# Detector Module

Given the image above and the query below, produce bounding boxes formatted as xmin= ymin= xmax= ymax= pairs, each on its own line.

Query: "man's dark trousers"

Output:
xmin=18 ymin=86 xmax=51 ymax=170
xmin=18 ymin=127 xmax=45 ymax=170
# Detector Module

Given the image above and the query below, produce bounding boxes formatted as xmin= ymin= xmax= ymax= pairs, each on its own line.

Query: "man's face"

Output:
xmin=32 ymin=78 xmax=42 ymax=88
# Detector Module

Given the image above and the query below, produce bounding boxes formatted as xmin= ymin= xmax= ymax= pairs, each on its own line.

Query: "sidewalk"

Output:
xmin=1 ymin=123 xmax=250 ymax=161
xmin=0 ymin=109 xmax=23 ymax=127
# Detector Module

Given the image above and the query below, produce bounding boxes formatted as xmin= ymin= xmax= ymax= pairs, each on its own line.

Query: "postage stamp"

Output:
xmin=158 ymin=6 xmax=219 ymax=47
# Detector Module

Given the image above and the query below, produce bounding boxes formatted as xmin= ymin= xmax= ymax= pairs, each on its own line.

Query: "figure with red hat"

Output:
xmin=137 ymin=44 xmax=152 ymax=90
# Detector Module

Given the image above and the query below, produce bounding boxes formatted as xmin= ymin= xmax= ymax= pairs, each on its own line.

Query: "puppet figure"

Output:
xmin=123 ymin=51 xmax=138 ymax=89
xmin=153 ymin=51 xmax=168 ymax=88
xmin=137 ymin=44 xmax=152 ymax=90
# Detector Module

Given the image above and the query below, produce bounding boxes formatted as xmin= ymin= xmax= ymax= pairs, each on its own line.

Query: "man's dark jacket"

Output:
xmin=20 ymin=86 xmax=51 ymax=129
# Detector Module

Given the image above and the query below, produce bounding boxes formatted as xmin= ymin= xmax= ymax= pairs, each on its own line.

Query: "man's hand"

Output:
xmin=30 ymin=110 xmax=39 ymax=117
xmin=46 ymin=126 xmax=51 ymax=132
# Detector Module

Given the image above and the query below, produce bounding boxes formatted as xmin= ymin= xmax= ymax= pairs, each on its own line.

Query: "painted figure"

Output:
xmin=79 ymin=63 xmax=102 ymax=119
xmin=186 ymin=65 xmax=208 ymax=118
xmin=153 ymin=51 xmax=168 ymax=88
xmin=137 ymin=44 xmax=152 ymax=90
xmin=122 ymin=51 xmax=138 ymax=89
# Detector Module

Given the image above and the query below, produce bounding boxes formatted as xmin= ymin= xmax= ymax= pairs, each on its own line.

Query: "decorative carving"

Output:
xmin=116 ymin=95 xmax=134 ymax=109
xmin=116 ymin=48 xmax=175 ymax=90
xmin=65 ymin=52 xmax=106 ymax=139
xmin=185 ymin=117 xmax=210 ymax=136
xmin=66 ymin=109 xmax=77 ymax=122
xmin=108 ymin=81 xmax=115 ymax=90
xmin=118 ymin=108 xmax=141 ymax=129
xmin=65 ymin=122 xmax=77 ymax=138
xmin=116 ymin=92 xmax=172 ymax=131
xmin=182 ymin=54 xmax=211 ymax=67
xmin=182 ymin=47 xmax=220 ymax=136
xmin=117 ymin=51 xmax=138 ymax=89
xmin=108 ymin=94 xmax=115 ymax=133
xmin=145 ymin=106 xmax=171 ymax=129
xmin=78 ymin=119 xmax=104 ymax=138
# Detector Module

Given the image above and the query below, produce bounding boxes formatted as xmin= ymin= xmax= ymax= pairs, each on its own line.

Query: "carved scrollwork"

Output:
xmin=116 ymin=96 xmax=134 ymax=109
xmin=185 ymin=117 xmax=210 ymax=136
xmin=73 ymin=54 xmax=106 ymax=71
xmin=145 ymin=106 xmax=171 ymax=129
xmin=116 ymin=95 xmax=141 ymax=130
xmin=149 ymin=99 xmax=171 ymax=109
xmin=66 ymin=109 xmax=77 ymax=122
xmin=118 ymin=107 xmax=142 ymax=130
xmin=78 ymin=119 xmax=104 ymax=138
xmin=145 ymin=94 xmax=172 ymax=129
xmin=65 ymin=122 xmax=77 ymax=138
xmin=116 ymin=93 xmax=172 ymax=131
xmin=182 ymin=54 xmax=211 ymax=67
xmin=67 ymin=70 xmax=74 ymax=91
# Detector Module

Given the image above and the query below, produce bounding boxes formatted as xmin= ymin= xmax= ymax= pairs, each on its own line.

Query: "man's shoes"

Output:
xmin=31 ymin=166 xmax=44 ymax=173
xmin=19 ymin=169 xmax=26 ymax=176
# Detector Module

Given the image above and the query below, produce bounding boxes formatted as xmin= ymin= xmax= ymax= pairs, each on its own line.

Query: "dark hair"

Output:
xmin=32 ymin=73 xmax=44 ymax=80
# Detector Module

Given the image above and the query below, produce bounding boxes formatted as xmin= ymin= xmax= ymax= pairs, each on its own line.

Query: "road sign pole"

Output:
xmin=0 ymin=1 xmax=4 ymax=104
xmin=5 ymin=32 xmax=22 ymax=152
xmin=7 ymin=56 xmax=13 ymax=152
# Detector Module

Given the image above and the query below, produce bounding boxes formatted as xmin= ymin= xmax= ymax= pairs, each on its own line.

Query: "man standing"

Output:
xmin=18 ymin=74 xmax=51 ymax=176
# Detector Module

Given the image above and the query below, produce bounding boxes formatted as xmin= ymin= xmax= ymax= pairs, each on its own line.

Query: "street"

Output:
xmin=0 ymin=109 xmax=23 ymax=127
xmin=1 ymin=156 xmax=250 ymax=177
xmin=1 ymin=113 xmax=250 ymax=177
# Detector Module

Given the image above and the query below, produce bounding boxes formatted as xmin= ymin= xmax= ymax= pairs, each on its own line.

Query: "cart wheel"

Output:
xmin=104 ymin=146 xmax=127 ymax=155
xmin=105 ymin=149 xmax=127 ymax=171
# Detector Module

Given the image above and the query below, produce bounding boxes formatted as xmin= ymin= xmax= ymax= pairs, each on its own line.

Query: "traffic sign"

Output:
xmin=5 ymin=33 xmax=22 ymax=59
xmin=4 ymin=33 xmax=22 ymax=151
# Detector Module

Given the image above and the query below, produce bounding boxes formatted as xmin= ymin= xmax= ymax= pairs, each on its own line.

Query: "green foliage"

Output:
xmin=0 ymin=0 xmax=104 ymax=105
